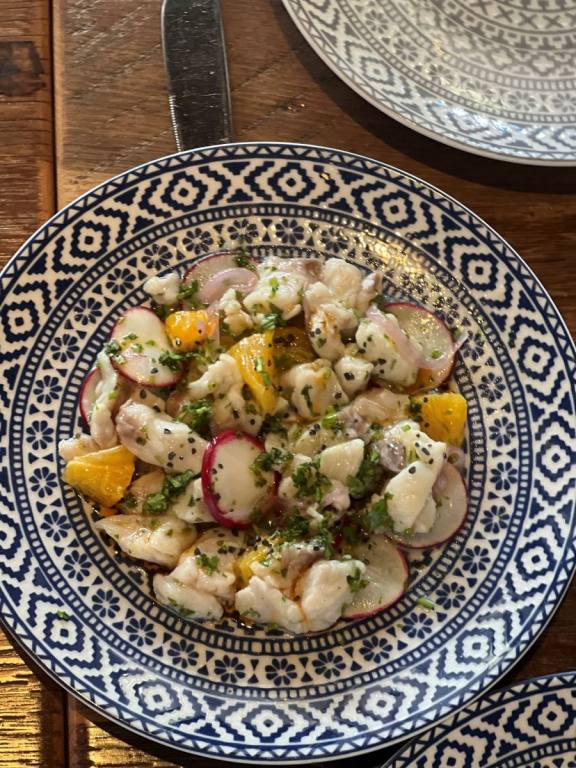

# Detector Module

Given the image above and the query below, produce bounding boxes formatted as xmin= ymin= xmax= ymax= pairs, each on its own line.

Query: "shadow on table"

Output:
xmin=270 ymin=2 xmax=576 ymax=196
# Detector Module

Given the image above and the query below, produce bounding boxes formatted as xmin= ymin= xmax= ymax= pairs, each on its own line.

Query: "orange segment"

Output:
xmin=411 ymin=392 xmax=467 ymax=445
xmin=165 ymin=310 xmax=217 ymax=351
xmin=63 ymin=445 xmax=136 ymax=507
xmin=272 ymin=326 xmax=316 ymax=370
xmin=228 ymin=331 xmax=278 ymax=414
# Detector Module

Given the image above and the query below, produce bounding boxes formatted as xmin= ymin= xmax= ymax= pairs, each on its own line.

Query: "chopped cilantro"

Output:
xmin=362 ymin=493 xmax=394 ymax=533
xmin=177 ymin=398 xmax=212 ymax=437
xmin=195 ymin=553 xmax=219 ymax=575
xmin=268 ymin=277 xmax=280 ymax=297
xmin=55 ymin=610 xmax=71 ymax=620
xmin=347 ymin=568 xmax=369 ymax=594
xmin=142 ymin=492 xmax=168 ymax=515
xmin=122 ymin=493 xmax=137 ymax=510
xmin=409 ymin=399 xmax=423 ymax=419
xmin=260 ymin=413 xmax=288 ymax=438
xmin=321 ymin=406 xmax=343 ymax=433
xmin=143 ymin=470 xmax=195 ymax=515
xmin=259 ymin=310 xmax=284 ymax=330
xmin=233 ymin=252 xmax=255 ymax=270
xmin=242 ymin=607 xmax=261 ymax=619
xmin=417 ymin=596 xmax=435 ymax=611
xmin=152 ymin=303 xmax=173 ymax=321
xmin=301 ymin=384 xmax=313 ymax=412
xmin=254 ymin=356 xmax=272 ymax=387
xmin=252 ymin=447 xmax=293 ymax=487
xmin=105 ymin=340 xmax=122 ymax=358
xmin=291 ymin=460 xmax=331 ymax=502
xmin=177 ymin=279 xmax=201 ymax=307
xmin=347 ymin=448 xmax=384 ymax=499
xmin=430 ymin=350 xmax=442 ymax=360
xmin=168 ymin=598 xmax=195 ymax=617
xmin=282 ymin=512 xmax=310 ymax=541
xmin=158 ymin=350 xmax=189 ymax=371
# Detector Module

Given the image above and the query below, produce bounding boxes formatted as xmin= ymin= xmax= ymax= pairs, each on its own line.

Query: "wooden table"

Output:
xmin=0 ymin=1 xmax=574 ymax=765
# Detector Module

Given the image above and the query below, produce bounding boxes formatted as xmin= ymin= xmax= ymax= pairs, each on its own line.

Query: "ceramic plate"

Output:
xmin=281 ymin=0 xmax=576 ymax=165
xmin=384 ymin=671 xmax=576 ymax=767
xmin=0 ymin=143 xmax=574 ymax=764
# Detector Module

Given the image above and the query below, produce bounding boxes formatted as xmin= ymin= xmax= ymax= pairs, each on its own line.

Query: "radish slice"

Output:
xmin=110 ymin=307 xmax=181 ymax=388
xmin=390 ymin=463 xmax=468 ymax=549
xmin=184 ymin=251 xmax=254 ymax=299
xmin=343 ymin=536 xmax=408 ymax=619
xmin=384 ymin=302 xmax=456 ymax=387
xmin=79 ymin=368 xmax=101 ymax=425
xmin=199 ymin=267 xmax=257 ymax=304
xmin=201 ymin=430 xmax=276 ymax=529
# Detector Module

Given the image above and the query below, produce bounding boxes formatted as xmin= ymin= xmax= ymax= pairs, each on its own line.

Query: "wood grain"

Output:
xmin=0 ymin=632 xmax=65 ymax=768
xmin=0 ymin=1 xmax=64 ymax=766
xmin=52 ymin=0 xmax=175 ymax=207
xmin=0 ymin=0 xmax=54 ymax=264
xmin=1 ymin=0 xmax=575 ymax=764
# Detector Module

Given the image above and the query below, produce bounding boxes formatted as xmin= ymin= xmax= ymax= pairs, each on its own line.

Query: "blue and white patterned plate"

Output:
xmin=384 ymin=671 xmax=576 ymax=767
xmin=281 ymin=0 xmax=576 ymax=165
xmin=0 ymin=143 xmax=575 ymax=763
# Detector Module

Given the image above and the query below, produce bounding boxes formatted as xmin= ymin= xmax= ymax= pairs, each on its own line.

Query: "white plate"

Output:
xmin=282 ymin=0 xmax=576 ymax=165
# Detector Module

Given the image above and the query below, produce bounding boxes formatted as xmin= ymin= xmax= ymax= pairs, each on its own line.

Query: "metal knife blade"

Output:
xmin=161 ymin=0 xmax=233 ymax=150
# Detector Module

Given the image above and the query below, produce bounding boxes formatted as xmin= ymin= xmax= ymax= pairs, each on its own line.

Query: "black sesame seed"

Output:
xmin=408 ymin=466 xmax=416 ymax=474
xmin=168 ymin=451 xmax=176 ymax=460
xmin=164 ymin=428 xmax=172 ymax=435
xmin=344 ymin=372 xmax=354 ymax=380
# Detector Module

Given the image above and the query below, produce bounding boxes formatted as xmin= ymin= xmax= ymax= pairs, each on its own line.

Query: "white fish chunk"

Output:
xmin=95 ymin=514 xmax=196 ymax=569
xmin=319 ymin=438 xmax=364 ymax=484
xmin=283 ymin=359 xmax=348 ymax=419
xmin=143 ymin=271 xmax=180 ymax=305
xmin=356 ymin=318 xmax=420 ymax=387
xmin=297 ymin=559 xmax=365 ymax=632
xmin=334 ymin=355 xmax=373 ymax=397
xmin=116 ymin=400 xmax=206 ymax=474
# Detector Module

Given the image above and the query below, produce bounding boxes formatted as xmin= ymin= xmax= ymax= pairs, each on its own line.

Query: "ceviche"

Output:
xmin=60 ymin=251 xmax=468 ymax=634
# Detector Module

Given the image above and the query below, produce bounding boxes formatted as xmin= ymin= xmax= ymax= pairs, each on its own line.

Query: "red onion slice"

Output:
xmin=374 ymin=438 xmax=406 ymax=473
xmin=365 ymin=306 xmax=427 ymax=367
xmin=198 ymin=267 xmax=257 ymax=304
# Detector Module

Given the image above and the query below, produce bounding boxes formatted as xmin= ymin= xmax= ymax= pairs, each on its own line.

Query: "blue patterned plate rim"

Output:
xmin=383 ymin=670 xmax=576 ymax=767
xmin=280 ymin=1 xmax=576 ymax=166
xmin=0 ymin=142 xmax=575 ymax=764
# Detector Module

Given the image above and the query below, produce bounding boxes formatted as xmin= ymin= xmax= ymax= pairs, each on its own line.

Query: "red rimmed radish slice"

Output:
xmin=79 ymin=368 xmax=101 ymax=425
xmin=201 ymin=430 xmax=276 ymax=529
xmin=342 ymin=536 xmax=408 ymax=619
xmin=110 ymin=306 xmax=181 ymax=388
xmin=384 ymin=302 xmax=456 ymax=388
xmin=184 ymin=251 xmax=256 ymax=300
xmin=390 ymin=463 xmax=468 ymax=550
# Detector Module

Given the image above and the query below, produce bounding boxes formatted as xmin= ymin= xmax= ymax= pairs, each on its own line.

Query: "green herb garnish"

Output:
xmin=347 ymin=448 xmax=384 ymax=499
xmin=177 ymin=398 xmax=212 ymax=437
xmin=195 ymin=553 xmax=219 ymax=575
xmin=362 ymin=493 xmax=394 ymax=533
xmin=347 ymin=568 xmax=369 ymax=594
xmin=143 ymin=469 xmax=195 ymax=515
